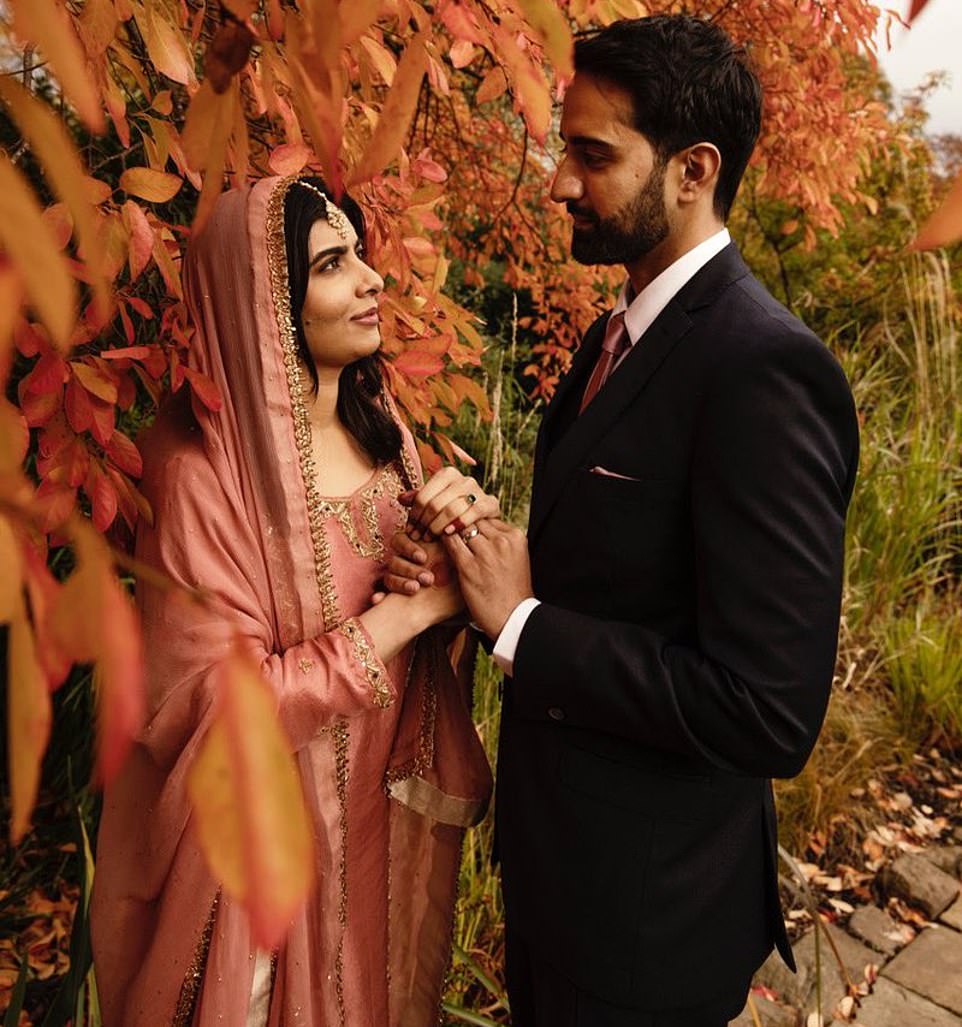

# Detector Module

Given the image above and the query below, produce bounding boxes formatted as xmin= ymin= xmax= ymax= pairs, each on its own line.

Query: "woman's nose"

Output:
xmin=360 ymin=262 xmax=384 ymax=296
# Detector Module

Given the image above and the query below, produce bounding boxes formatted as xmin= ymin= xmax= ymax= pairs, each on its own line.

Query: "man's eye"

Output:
xmin=582 ymin=152 xmax=608 ymax=168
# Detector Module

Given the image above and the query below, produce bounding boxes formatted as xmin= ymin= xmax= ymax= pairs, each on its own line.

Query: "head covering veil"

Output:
xmin=90 ymin=177 xmax=491 ymax=1027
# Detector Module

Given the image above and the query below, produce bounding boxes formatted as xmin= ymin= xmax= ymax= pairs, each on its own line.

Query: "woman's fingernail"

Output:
xmin=444 ymin=524 xmax=455 ymax=535
xmin=405 ymin=580 xmax=418 ymax=594
xmin=410 ymin=530 xmax=421 ymax=541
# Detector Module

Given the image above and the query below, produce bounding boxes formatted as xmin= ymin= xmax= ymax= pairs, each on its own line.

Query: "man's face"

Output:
xmin=551 ymin=73 xmax=670 ymax=266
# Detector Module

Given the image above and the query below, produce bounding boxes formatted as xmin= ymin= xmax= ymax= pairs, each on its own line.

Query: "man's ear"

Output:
xmin=678 ymin=142 xmax=721 ymax=205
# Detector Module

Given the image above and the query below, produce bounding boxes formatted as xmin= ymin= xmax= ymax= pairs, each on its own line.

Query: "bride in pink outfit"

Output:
xmin=91 ymin=176 xmax=494 ymax=1027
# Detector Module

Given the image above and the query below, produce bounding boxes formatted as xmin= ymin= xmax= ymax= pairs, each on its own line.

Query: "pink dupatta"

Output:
xmin=90 ymin=177 xmax=491 ymax=1027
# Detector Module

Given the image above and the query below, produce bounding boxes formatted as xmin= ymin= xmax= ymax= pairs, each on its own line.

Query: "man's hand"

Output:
xmin=442 ymin=519 xmax=533 ymax=640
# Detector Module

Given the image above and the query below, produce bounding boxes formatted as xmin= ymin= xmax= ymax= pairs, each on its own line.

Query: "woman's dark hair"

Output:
xmin=283 ymin=176 xmax=401 ymax=465
xmin=574 ymin=15 xmax=762 ymax=220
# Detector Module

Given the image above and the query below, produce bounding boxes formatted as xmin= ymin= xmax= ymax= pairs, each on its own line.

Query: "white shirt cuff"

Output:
xmin=492 ymin=597 xmax=541 ymax=677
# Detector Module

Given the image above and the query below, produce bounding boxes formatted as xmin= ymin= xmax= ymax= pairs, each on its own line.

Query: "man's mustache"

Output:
xmin=566 ymin=203 xmax=597 ymax=224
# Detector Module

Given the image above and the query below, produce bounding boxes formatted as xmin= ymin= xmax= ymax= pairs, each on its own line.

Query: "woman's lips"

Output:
xmin=351 ymin=307 xmax=380 ymax=326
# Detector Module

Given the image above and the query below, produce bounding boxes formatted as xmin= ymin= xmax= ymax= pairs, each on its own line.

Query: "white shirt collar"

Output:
xmin=612 ymin=227 xmax=731 ymax=346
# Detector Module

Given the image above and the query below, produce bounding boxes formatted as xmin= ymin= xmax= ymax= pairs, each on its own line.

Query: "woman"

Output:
xmin=91 ymin=176 xmax=494 ymax=1026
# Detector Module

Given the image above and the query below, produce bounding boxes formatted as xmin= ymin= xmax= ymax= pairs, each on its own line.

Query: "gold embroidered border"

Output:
xmin=332 ymin=721 xmax=350 ymax=1027
xmin=172 ymin=892 xmax=219 ymax=1026
xmin=337 ymin=617 xmax=393 ymax=709
xmin=265 ymin=177 xmax=340 ymax=631
xmin=384 ymin=638 xmax=438 ymax=786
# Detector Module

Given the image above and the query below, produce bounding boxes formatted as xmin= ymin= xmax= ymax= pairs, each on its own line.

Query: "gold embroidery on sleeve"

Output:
xmin=337 ymin=617 xmax=393 ymax=709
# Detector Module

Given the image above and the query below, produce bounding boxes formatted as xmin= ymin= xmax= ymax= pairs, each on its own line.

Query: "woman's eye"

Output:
xmin=318 ymin=257 xmax=340 ymax=273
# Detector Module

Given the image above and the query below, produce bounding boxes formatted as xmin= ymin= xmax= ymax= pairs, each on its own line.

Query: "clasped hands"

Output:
xmin=374 ymin=466 xmax=533 ymax=640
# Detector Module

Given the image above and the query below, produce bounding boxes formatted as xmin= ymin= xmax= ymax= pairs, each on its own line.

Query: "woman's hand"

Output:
xmin=400 ymin=467 xmax=499 ymax=541
xmin=390 ymin=536 xmax=463 ymax=623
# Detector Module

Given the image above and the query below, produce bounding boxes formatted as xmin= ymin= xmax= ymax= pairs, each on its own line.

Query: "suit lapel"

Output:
xmin=527 ymin=244 xmax=752 ymax=547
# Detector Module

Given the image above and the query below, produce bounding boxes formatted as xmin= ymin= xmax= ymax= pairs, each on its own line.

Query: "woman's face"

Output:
xmin=299 ymin=216 xmax=384 ymax=373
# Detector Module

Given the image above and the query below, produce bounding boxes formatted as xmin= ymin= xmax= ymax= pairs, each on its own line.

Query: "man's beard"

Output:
xmin=569 ymin=161 xmax=669 ymax=266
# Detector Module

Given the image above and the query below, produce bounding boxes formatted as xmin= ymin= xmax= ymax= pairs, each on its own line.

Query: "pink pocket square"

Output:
xmin=588 ymin=465 xmax=642 ymax=482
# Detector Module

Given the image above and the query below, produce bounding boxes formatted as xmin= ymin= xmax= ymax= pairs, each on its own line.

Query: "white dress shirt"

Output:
xmin=491 ymin=228 xmax=731 ymax=676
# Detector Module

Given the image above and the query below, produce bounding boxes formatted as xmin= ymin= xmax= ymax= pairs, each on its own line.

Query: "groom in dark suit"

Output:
xmin=391 ymin=14 xmax=858 ymax=1026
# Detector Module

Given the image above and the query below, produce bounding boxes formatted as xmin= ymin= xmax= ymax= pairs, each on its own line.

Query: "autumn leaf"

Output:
xmin=475 ymin=65 xmax=508 ymax=106
xmin=121 ymin=199 xmax=154 ymax=281
xmin=0 ymin=514 xmax=20 ymax=623
xmin=907 ymin=0 xmax=930 ymax=21
xmin=184 ymin=367 xmax=223 ymax=411
xmin=491 ymin=26 xmax=552 ymax=143
xmin=49 ymin=520 xmax=144 ymax=784
xmin=119 ymin=167 xmax=183 ymax=203
xmin=268 ymin=142 xmax=312 ymax=176
xmin=7 ymin=601 xmax=53 ymax=844
xmin=348 ymin=34 xmax=429 ymax=186
xmin=0 ymin=77 xmax=111 ymax=320
xmin=339 ymin=0 xmax=384 ymax=45
xmin=139 ymin=3 xmax=195 ymax=86
xmin=0 ymin=153 xmax=76 ymax=351
xmin=11 ymin=0 xmax=105 ymax=133
xmin=394 ymin=349 xmax=445 ymax=377
xmin=909 ymin=171 xmax=962 ymax=251
xmin=187 ymin=643 xmax=314 ymax=948
xmin=205 ymin=19 xmax=254 ymax=94
xmin=512 ymin=0 xmax=574 ymax=78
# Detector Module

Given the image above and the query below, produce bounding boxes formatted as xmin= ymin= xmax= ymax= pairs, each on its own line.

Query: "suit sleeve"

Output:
xmin=511 ymin=328 xmax=859 ymax=778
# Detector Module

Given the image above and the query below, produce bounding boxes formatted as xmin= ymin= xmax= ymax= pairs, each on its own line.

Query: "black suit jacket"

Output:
xmin=496 ymin=244 xmax=859 ymax=1010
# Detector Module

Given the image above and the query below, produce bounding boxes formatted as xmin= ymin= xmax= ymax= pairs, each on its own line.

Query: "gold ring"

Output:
xmin=461 ymin=525 xmax=480 ymax=541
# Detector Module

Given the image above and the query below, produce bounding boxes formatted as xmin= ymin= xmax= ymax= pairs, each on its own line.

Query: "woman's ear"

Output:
xmin=678 ymin=142 xmax=721 ymax=205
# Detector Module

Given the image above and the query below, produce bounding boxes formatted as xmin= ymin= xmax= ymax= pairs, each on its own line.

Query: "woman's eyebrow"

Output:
xmin=308 ymin=244 xmax=347 ymax=269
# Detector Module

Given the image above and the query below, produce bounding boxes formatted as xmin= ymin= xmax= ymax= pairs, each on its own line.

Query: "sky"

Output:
xmin=875 ymin=0 xmax=962 ymax=136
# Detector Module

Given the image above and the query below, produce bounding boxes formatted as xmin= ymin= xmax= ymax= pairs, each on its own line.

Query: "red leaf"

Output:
xmin=22 ymin=351 xmax=67 ymax=395
xmin=34 ymin=480 xmax=77 ymax=533
xmin=105 ymin=430 xmax=143 ymax=477
xmin=71 ymin=360 xmax=119 ymax=403
xmin=20 ymin=382 xmax=63 ymax=427
xmin=89 ymin=396 xmax=115 ymax=447
xmin=65 ymin=376 xmax=94 ymax=433
xmin=184 ymin=366 xmax=223 ymax=411
xmin=87 ymin=460 xmax=118 ymax=531
xmin=21 ymin=540 xmax=71 ymax=691
xmin=393 ymin=349 xmax=445 ymax=377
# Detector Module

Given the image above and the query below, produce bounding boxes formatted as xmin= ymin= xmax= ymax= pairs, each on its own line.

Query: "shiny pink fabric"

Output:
xmin=90 ymin=178 xmax=491 ymax=1027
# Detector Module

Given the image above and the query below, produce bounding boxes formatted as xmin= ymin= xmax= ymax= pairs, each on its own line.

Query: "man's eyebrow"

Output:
xmin=564 ymin=134 xmax=617 ymax=151
xmin=308 ymin=244 xmax=348 ymax=269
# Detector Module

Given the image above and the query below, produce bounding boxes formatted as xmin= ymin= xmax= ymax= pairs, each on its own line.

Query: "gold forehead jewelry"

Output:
xmin=293 ymin=180 xmax=351 ymax=240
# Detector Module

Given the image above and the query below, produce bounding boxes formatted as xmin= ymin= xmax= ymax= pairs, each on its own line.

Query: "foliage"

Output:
xmin=0 ymin=0 xmax=943 ymax=1021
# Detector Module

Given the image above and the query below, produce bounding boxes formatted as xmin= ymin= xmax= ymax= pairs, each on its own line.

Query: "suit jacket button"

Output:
xmin=547 ymin=707 xmax=565 ymax=721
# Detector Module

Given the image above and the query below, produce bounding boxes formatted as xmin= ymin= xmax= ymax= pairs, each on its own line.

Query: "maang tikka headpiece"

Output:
xmin=294 ymin=180 xmax=351 ymax=240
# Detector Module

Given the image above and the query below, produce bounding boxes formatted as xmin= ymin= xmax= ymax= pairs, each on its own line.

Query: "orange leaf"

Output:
xmin=0 ymin=153 xmax=76 ymax=351
xmin=909 ymin=171 xmax=962 ymax=251
xmin=121 ymin=200 xmax=154 ymax=281
xmin=87 ymin=459 xmax=117 ymax=531
xmin=448 ymin=39 xmax=476 ymax=69
xmin=139 ymin=5 xmax=195 ymax=86
xmin=119 ymin=167 xmax=183 ymax=203
xmin=71 ymin=361 xmax=118 ymax=404
xmin=475 ymin=65 xmax=508 ymax=106
xmin=7 ymin=605 xmax=52 ymax=843
xmin=513 ymin=0 xmax=574 ymax=78
xmin=493 ymin=26 xmax=552 ymax=143
xmin=20 ymin=539 xmax=71 ymax=690
xmin=77 ymin=0 xmax=119 ymax=57
xmin=11 ymin=0 xmax=105 ymax=133
xmin=0 ymin=514 xmax=20 ymax=623
xmin=180 ymin=78 xmax=222 ymax=171
xmin=339 ymin=0 xmax=383 ymax=45
xmin=394 ymin=349 xmax=445 ymax=377
xmin=204 ymin=19 xmax=254 ymax=94
xmin=186 ymin=643 xmax=314 ymax=948
xmin=0 ymin=77 xmax=111 ymax=319
xmin=268 ymin=142 xmax=311 ymax=176
xmin=181 ymin=81 xmax=235 ymax=234
xmin=348 ymin=34 xmax=429 ymax=186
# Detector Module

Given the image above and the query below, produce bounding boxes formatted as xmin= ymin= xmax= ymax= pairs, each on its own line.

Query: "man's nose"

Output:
xmin=550 ymin=158 xmax=583 ymax=204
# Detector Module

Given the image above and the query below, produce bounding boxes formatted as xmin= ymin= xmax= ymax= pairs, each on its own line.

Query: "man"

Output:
xmin=393 ymin=15 xmax=859 ymax=1026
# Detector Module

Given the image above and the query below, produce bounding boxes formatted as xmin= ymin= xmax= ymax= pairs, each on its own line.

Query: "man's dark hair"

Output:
xmin=574 ymin=15 xmax=762 ymax=219
xmin=284 ymin=176 xmax=401 ymax=465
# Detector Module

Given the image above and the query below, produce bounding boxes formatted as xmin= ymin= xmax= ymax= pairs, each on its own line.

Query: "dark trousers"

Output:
xmin=505 ymin=929 xmax=750 ymax=1027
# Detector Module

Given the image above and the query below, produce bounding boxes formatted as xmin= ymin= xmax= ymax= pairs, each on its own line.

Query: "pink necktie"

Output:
xmin=580 ymin=311 xmax=629 ymax=413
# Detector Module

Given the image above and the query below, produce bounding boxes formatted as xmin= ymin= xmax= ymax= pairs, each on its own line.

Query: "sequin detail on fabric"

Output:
xmin=337 ymin=617 xmax=393 ymax=709
xmin=265 ymin=176 xmax=340 ymax=630
xmin=384 ymin=640 xmax=437 ymax=786
xmin=317 ymin=465 xmax=407 ymax=561
xmin=172 ymin=892 xmax=219 ymax=1027
xmin=332 ymin=721 xmax=350 ymax=1027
